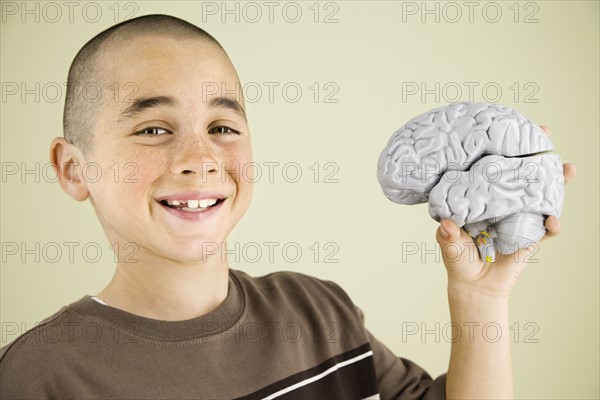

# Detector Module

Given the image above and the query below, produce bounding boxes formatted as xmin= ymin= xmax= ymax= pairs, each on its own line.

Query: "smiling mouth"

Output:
xmin=159 ymin=198 xmax=224 ymax=212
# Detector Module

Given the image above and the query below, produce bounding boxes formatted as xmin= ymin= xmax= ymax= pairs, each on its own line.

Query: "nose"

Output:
xmin=170 ymin=133 xmax=220 ymax=178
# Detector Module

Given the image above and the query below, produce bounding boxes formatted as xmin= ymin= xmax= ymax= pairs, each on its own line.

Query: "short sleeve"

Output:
xmin=368 ymin=329 xmax=446 ymax=399
xmin=355 ymin=306 xmax=446 ymax=399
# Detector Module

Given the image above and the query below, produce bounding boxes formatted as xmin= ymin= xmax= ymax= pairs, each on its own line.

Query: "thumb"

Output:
xmin=436 ymin=218 xmax=463 ymax=264
xmin=436 ymin=218 xmax=460 ymax=243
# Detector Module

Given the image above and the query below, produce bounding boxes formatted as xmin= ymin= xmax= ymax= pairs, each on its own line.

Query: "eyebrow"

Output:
xmin=120 ymin=96 xmax=177 ymax=120
xmin=119 ymin=95 xmax=246 ymax=121
xmin=207 ymin=96 xmax=247 ymax=120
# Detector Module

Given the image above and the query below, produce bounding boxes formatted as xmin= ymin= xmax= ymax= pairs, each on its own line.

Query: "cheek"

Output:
xmin=120 ymin=156 xmax=165 ymax=189
xmin=86 ymin=150 xmax=167 ymax=205
xmin=225 ymin=141 xmax=253 ymax=183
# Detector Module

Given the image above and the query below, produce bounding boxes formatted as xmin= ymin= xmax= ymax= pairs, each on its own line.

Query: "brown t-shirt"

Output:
xmin=0 ymin=269 xmax=446 ymax=399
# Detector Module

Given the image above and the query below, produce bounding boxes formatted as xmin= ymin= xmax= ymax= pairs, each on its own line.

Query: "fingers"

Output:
xmin=545 ymin=215 xmax=561 ymax=235
xmin=538 ymin=125 xmax=576 ymax=184
xmin=537 ymin=125 xmax=572 ymax=241
xmin=563 ymin=162 xmax=577 ymax=184
xmin=540 ymin=125 xmax=551 ymax=135
xmin=540 ymin=215 xmax=561 ymax=243
xmin=437 ymin=122 xmax=572 ymax=260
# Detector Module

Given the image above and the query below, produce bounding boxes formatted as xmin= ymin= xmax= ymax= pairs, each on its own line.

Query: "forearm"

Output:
xmin=445 ymin=287 xmax=513 ymax=399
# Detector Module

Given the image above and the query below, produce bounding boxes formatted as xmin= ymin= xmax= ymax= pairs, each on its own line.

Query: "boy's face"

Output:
xmin=79 ymin=35 xmax=252 ymax=263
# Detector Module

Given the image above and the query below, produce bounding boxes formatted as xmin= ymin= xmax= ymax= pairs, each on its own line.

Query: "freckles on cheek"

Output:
xmin=224 ymin=151 xmax=253 ymax=184
xmin=104 ymin=162 xmax=161 ymax=211
xmin=127 ymin=155 xmax=166 ymax=188
xmin=104 ymin=151 xmax=165 ymax=191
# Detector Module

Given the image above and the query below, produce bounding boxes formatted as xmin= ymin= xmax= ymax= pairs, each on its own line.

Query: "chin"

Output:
xmin=166 ymin=238 xmax=229 ymax=264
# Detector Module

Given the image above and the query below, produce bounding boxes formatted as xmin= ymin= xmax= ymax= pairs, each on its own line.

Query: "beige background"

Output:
xmin=1 ymin=1 xmax=598 ymax=397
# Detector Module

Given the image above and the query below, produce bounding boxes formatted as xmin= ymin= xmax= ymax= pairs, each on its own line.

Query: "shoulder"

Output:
xmin=1 ymin=306 xmax=66 ymax=368
xmin=0 ymin=297 xmax=88 ymax=387
xmin=233 ymin=269 xmax=353 ymax=301
xmin=231 ymin=269 xmax=363 ymax=325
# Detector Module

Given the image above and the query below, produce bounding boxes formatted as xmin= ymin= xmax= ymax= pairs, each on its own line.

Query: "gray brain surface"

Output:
xmin=376 ymin=101 xmax=564 ymax=262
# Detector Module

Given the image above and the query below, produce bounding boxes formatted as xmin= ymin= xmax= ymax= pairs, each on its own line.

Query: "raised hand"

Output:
xmin=435 ymin=126 xmax=577 ymax=300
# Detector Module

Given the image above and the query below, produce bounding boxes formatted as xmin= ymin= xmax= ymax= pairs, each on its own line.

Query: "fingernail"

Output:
xmin=440 ymin=225 xmax=450 ymax=239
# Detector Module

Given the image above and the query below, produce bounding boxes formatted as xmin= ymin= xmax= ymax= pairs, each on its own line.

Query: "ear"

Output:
xmin=49 ymin=137 xmax=90 ymax=201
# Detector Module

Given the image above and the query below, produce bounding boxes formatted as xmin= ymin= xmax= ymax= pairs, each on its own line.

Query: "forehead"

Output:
xmin=99 ymin=35 xmax=239 ymax=95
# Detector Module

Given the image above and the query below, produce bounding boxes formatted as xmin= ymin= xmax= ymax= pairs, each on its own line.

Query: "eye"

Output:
xmin=135 ymin=127 xmax=171 ymax=136
xmin=209 ymin=125 xmax=240 ymax=135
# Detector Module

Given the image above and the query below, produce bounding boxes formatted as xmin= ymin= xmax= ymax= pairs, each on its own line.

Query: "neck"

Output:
xmin=96 ymin=253 xmax=229 ymax=321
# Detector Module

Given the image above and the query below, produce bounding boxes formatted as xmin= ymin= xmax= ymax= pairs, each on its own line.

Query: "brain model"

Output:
xmin=377 ymin=101 xmax=564 ymax=262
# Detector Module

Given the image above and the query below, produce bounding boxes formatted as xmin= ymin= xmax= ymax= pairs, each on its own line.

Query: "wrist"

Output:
xmin=447 ymin=279 xmax=512 ymax=305
xmin=448 ymin=284 xmax=510 ymax=322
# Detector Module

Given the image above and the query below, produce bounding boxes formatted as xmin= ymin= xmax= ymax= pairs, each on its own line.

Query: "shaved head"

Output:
xmin=63 ymin=14 xmax=225 ymax=153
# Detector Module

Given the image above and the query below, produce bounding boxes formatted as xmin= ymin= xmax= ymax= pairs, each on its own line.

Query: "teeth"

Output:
xmin=164 ymin=198 xmax=219 ymax=209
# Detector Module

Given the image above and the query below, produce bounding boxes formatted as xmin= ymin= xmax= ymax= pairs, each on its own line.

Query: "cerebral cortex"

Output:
xmin=377 ymin=101 xmax=564 ymax=262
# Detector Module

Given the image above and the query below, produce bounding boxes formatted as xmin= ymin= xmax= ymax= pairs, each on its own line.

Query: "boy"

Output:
xmin=0 ymin=14 xmax=576 ymax=399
